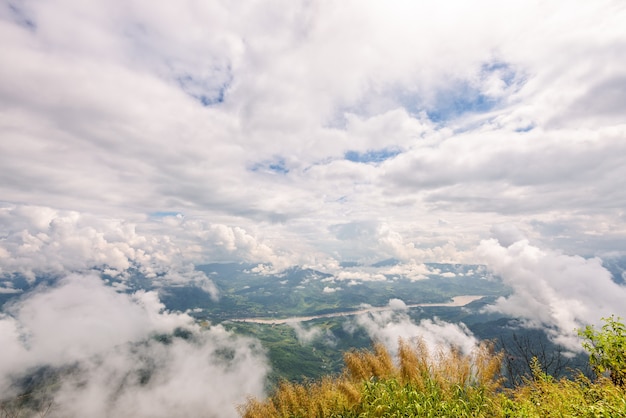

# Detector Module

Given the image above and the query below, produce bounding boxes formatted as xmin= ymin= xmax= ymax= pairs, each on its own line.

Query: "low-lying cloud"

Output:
xmin=0 ymin=274 xmax=269 ymax=418
xmin=478 ymin=238 xmax=626 ymax=351
xmin=288 ymin=321 xmax=336 ymax=347
xmin=348 ymin=299 xmax=478 ymax=357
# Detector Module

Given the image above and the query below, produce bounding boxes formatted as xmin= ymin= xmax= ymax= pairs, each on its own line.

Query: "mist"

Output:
xmin=0 ymin=274 xmax=268 ymax=418
xmin=348 ymin=299 xmax=479 ymax=357
xmin=478 ymin=238 xmax=626 ymax=351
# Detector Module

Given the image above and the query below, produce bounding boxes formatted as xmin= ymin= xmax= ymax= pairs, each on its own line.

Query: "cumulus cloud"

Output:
xmin=491 ymin=223 xmax=527 ymax=247
xmin=381 ymin=263 xmax=432 ymax=281
xmin=0 ymin=205 xmax=190 ymax=282
xmin=326 ymin=220 xmax=472 ymax=266
xmin=0 ymin=205 xmax=299 ymax=297
xmin=181 ymin=220 xmax=289 ymax=269
xmin=334 ymin=270 xmax=387 ymax=282
xmin=477 ymin=239 xmax=626 ymax=351
xmin=388 ymin=298 xmax=407 ymax=311
xmin=330 ymin=262 xmax=443 ymax=283
xmin=1 ymin=0 xmax=625 ymax=265
xmin=0 ymin=274 xmax=268 ymax=417
xmin=348 ymin=300 xmax=478 ymax=357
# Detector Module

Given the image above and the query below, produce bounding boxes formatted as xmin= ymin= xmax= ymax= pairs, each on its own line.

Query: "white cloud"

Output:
xmin=477 ymin=239 xmax=626 ymax=351
xmin=388 ymin=298 xmax=407 ymax=311
xmin=0 ymin=205 xmax=300 ymax=295
xmin=330 ymin=260 xmax=455 ymax=284
xmin=334 ymin=270 xmax=386 ymax=282
xmin=51 ymin=329 xmax=267 ymax=418
xmin=491 ymin=223 xmax=527 ymax=248
xmin=0 ymin=274 xmax=268 ymax=417
xmin=288 ymin=321 xmax=336 ymax=347
xmin=380 ymin=263 xmax=431 ymax=281
xmin=289 ymin=321 xmax=322 ymax=345
xmin=4 ymin=275 xmax=186 ymax=367
xmin=349 ymin=306 xmax=478 ymax=357
xmin=1 ymin=1 xmax=625 ymax=264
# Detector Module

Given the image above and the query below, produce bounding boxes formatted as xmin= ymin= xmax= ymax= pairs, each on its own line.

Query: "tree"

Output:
xmin=579 ymin=315 xmax=626 ymax=387
xmin=498 ymin=331 xmax=573 ymax=387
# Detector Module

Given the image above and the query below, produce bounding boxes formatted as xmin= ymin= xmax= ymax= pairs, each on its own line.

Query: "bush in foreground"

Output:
xmin=502 ymin=364 xmax=626 ymax=417
xmin=579 ymin=315 xmax=626 ymax=387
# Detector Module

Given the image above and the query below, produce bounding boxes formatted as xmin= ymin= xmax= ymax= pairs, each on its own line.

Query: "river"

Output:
xmin=229 ymin=295 xmax=484 ymax=325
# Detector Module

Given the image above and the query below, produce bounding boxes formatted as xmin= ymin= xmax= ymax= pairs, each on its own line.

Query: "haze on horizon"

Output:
xmin=1 ymin=1 xmax=626 ymax=417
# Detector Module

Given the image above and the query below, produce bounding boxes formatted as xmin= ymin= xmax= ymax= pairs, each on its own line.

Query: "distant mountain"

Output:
xmin=370 ymin=258 xmax=400 ymax=267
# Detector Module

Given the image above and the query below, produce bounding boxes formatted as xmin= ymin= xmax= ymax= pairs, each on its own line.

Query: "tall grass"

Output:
xmin=240 ymin=337 xmax=626 ymax=417
xmin=240 ymin=376 xmax=359 ymax=417
xmin=240 ymin=338 xmax=504 ymax=417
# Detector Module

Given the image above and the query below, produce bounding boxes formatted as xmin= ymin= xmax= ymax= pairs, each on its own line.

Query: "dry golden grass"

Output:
xmin=350 ymin=338 xmax=503 ymax=393
xmin=240 ymin=338 xmax=504 ymax=417
xmin=397 ymin=338 xmax=430 ymax=390
xmin=344 ymin=342 xmax=395 ymax=381
xmin=239 ymin=376 xmax=361 ymax=418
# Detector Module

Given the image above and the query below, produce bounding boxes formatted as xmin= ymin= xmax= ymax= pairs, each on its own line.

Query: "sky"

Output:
xmin=2 ymin=0 xmax=626 ymax=272
xmin=1 ymin=0 xmax=626 ymax=415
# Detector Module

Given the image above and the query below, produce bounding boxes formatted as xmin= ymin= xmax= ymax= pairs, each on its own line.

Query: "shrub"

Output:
xmin=504 ymin=365 xmax=626 ymax=417
xmin=579 ymin=315 xmax=626 ymax=387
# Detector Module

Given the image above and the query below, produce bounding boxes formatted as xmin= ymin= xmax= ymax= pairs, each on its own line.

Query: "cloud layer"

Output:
xmin=1 ymin=1 xmax=625 ymax=264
